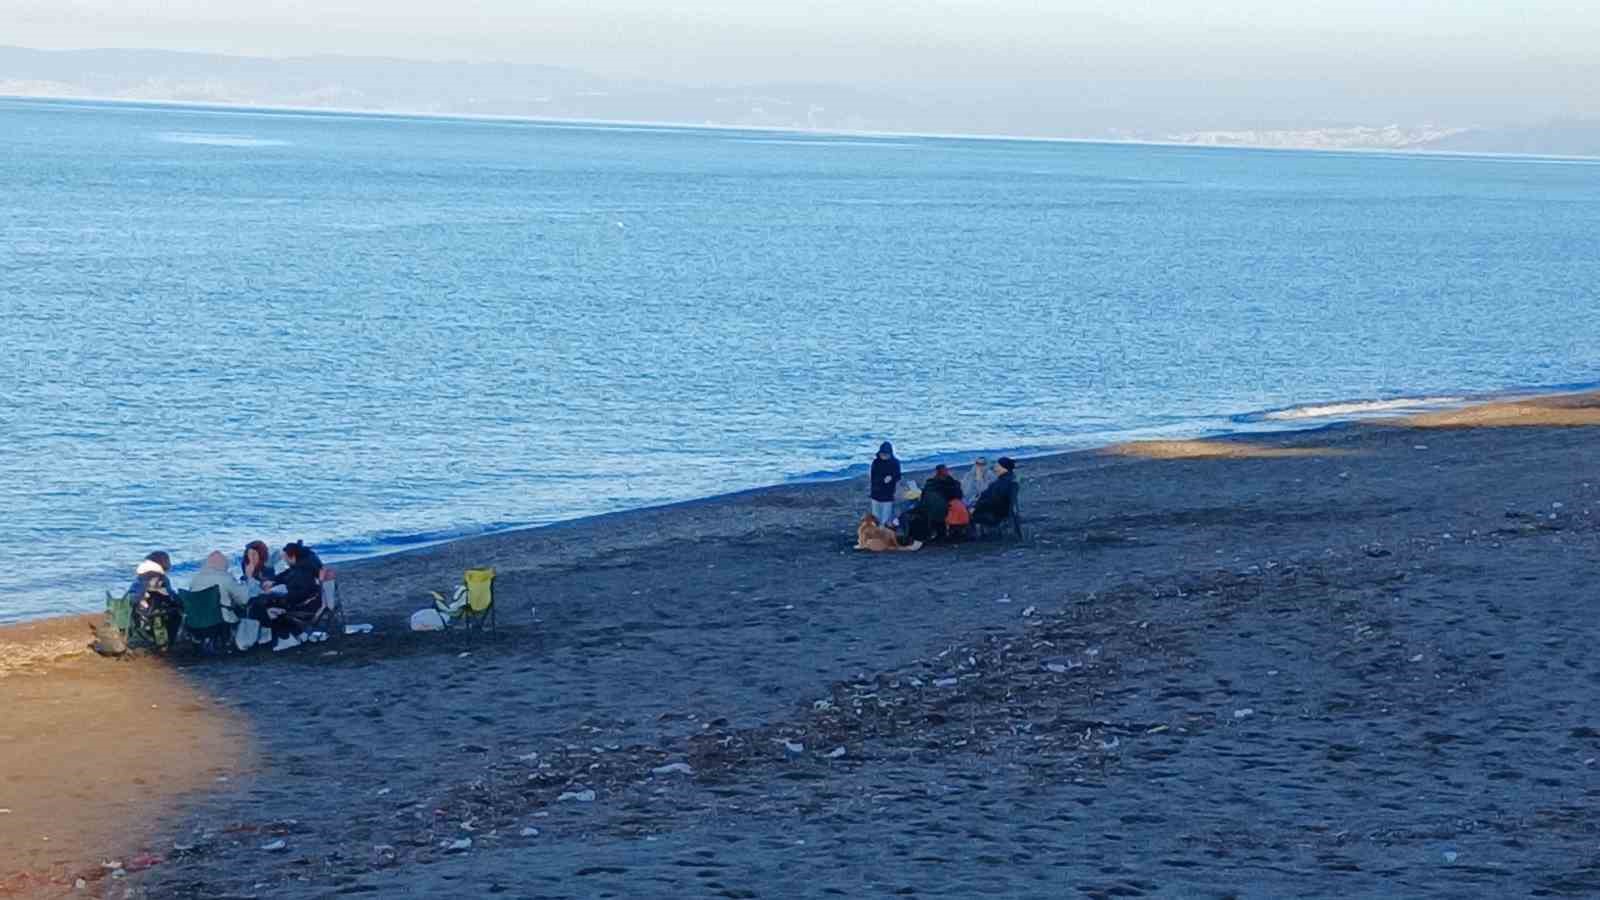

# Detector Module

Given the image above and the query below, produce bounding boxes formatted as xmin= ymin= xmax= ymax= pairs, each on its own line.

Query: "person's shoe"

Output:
xmin=273 ymin=634 xmax=304 ymax=652
xmin=307 ymin=631 xmax=328 ymax=643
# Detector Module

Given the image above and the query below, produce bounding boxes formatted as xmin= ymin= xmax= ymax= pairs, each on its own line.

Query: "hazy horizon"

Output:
xmin=7 ymin=1 xmax=1600 ymax=133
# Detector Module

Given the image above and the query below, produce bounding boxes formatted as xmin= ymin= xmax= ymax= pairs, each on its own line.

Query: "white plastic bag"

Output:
xmin=410 ymin=608 xmax=447 ymax=631
xmin=235 ymin=618 xmax=261 ymax=651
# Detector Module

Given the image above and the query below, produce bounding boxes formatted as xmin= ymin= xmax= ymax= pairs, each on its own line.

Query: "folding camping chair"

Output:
xmin=175 ymin=585 xmax=231 ymax=655
xmin=301 ymin=573 xmax=345 ymax=638
xmin=95 ymin=591 xmax=137 ymax=656
xmin=278 ymin=575 xmax=344 ymax=642
xmin=975 ymin=483 xmax=1025 ymax=541
xmin=433 ymin=567 xmax=497 ymax=632
xmin=114 ymin=589 xmax=180 ymax=652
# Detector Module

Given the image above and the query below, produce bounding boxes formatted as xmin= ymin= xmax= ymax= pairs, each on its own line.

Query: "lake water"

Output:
xmin=3 ymin=97 xmax=1598 ymax=622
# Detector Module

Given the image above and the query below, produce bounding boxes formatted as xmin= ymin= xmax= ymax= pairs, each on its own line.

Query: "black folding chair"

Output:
xmin=976 ymin=484 xmax=1024 ymax=541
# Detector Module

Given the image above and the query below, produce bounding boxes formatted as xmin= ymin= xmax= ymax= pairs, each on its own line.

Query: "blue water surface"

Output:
xmin=3 ymin=98 xmax=1598 ymax=621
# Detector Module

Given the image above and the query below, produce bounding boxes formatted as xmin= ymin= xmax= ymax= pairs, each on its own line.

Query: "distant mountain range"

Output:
xmin=4 ymin=46 xmax=1598 ymax=157
xmin=0 ymin=46 xmax=921 ymax=134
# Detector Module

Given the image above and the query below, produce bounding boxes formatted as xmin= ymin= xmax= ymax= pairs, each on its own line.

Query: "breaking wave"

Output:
xmin=1253 ymin=397 xmax=1465 ymax=422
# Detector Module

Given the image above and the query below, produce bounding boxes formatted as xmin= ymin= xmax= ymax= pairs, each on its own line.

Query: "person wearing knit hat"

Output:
xmin=972 ymin=456 xmax=1020 ymax=528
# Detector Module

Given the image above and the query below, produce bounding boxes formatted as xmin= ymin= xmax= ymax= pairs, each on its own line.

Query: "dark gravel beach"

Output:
xmin=8 ymin=394 xmax=1600 ymax=899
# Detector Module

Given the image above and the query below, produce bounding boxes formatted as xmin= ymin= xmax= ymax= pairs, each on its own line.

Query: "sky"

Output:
xmin=6 ymin=0 xmax=1599 ymax=128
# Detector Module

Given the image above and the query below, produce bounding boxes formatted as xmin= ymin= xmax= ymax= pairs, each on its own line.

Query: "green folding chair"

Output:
xmin=94 ymin=591 xmax=135 ymax=656
xmin=176 ymin=586 xmax=230 ymax=654
xmin=106 ymin=591 xmax=133 ymax=635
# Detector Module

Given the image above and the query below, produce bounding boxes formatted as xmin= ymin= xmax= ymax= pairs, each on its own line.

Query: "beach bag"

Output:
xmin=946 ymin=499 xmax=971 ymax=527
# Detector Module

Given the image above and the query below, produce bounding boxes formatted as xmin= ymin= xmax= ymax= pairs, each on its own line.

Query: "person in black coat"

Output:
xmin=263 ymin=540 xmax=323 ymax=602
xmin=251 ymin=540 xmax=325 ymax=648
xmin=910 ymin=464 xmax=965 ymax=541
xmin=971 ymin=457 xmax=1018 ymax=526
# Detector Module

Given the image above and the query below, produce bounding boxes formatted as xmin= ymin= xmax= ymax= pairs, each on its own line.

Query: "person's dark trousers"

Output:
xmin=248 ymin=593 xmax=315 ymax=641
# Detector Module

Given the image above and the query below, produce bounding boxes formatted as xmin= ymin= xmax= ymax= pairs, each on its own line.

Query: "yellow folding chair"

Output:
xmin=432 ymin=567 xmax=497 ymax=632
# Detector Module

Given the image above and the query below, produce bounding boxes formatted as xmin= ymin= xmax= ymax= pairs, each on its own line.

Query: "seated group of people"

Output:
xmin=125 ymin=539 xmax=331 ymax=652
xmin=897 ymin=456 xmax=1019 ymax=543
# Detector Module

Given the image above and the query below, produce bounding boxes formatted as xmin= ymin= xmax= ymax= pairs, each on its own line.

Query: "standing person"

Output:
xmin=869 ymin=442 xmax=902 ymax=527
xmin=961 ymin=456 xmax=995 ymax=504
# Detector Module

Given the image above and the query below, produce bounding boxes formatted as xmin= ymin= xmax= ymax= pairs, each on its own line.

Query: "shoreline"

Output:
xmin=5 ymin=384 xmax=1597 ymax=633
xmin=3 ymin=388 xmax=1598 ymax=896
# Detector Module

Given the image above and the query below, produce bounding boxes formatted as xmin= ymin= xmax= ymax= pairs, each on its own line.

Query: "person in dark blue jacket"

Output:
xmin=868 ymin=441 xmax=902 ymax=526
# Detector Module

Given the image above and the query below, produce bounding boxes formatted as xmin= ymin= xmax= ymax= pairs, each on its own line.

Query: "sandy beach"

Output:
xmin=4 ymin=392 xmax=1600 ymax=898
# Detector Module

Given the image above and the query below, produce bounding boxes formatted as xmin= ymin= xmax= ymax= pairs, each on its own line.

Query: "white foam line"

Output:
xmin=1263 ymin=397 xmax=1465 ymax=421
xmin=156 ymin=132 xmax=291 ymax=148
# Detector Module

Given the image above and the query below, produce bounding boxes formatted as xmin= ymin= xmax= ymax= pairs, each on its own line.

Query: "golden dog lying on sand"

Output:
xmin=855 ymin=513 xmax=922 ymax=552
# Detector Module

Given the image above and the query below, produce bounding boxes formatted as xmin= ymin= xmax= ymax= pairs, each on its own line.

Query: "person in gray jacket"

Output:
xmin=189 ymin=550 xmax=251 ymax=623
xmin=960 ymin=457 xmax=995 ymax=504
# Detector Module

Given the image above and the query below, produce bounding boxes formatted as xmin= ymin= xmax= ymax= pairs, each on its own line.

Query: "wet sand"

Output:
xmin=6 ymin=393 xmax=1600 ymax=898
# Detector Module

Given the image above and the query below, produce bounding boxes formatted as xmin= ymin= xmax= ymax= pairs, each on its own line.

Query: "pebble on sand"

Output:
xmin=652 ymin=762 xmax=695 ymax=776
xmin=558 ymin=789 xmax=597 ymax=802
xmin=261 ymin=840 xmax=287 ymax=852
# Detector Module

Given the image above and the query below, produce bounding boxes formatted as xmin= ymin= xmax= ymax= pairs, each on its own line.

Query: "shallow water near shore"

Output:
xmin=3 ymin=96 xmax=1599 ymax=621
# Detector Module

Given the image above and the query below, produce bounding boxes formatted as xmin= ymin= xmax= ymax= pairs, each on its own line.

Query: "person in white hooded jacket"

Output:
xmin=127 ymin=551 xmax=180 ymax=645
xmin=128 ymin=551 xmax=174 ymax=603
